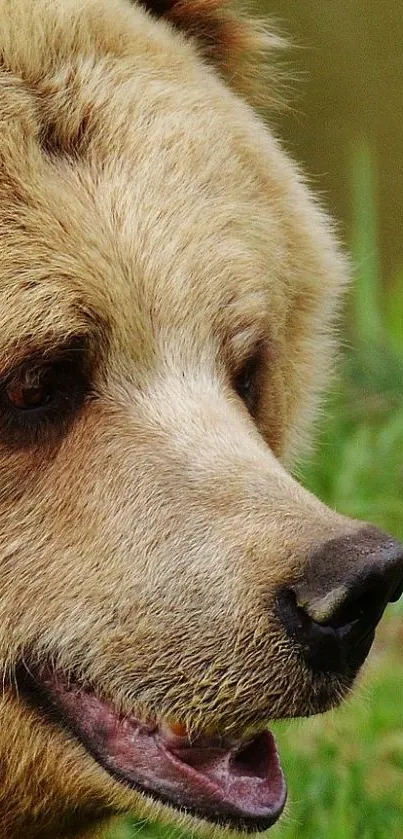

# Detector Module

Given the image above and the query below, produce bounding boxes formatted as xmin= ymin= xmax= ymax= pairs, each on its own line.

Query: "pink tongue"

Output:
xmin=161 ymin=731 xmax=287 ymax=818
xmin=43 ymin=675 xmax=287 ymax=826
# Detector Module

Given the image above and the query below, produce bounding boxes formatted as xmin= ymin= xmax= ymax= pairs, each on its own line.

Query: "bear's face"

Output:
xmin=0 ymin=2 xmax=401 ymax=838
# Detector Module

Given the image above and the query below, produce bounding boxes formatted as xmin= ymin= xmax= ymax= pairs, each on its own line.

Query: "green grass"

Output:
xmin=302 ymin=143 xmax=403 ymax=538
xmin=109 ymin=147 xmax=403 ymax=839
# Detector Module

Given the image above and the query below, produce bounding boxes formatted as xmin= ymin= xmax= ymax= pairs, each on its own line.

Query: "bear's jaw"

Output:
xmin=23 ymin=665 xmax=287 ymax=832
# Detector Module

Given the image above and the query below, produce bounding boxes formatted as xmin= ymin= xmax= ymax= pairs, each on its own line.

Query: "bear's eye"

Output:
xmin=0 ymin=345 xmax=90 ymax=442
xmin=6 ymin=366 xmax=56 ymax=412
xmin=233 ymin=349 xmax=262 ymax=415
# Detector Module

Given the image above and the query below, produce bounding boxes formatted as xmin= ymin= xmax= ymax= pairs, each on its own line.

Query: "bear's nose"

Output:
xmin=276 ymin=529 xmax=403 ymax=674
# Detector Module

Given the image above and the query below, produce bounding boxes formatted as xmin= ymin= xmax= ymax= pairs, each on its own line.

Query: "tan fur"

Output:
xmin=0 ymin=1 xmax=380 ymax=837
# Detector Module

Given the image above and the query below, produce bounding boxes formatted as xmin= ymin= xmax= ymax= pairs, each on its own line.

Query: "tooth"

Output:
xmin=160 ymin=719 xmax=190 ymax=744
xmin=168 ymin=721 xmax=188 ymax=737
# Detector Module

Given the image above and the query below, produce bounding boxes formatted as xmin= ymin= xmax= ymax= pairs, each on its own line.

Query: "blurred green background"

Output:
xmin=109 ymin=4 xmax=403 ymax=838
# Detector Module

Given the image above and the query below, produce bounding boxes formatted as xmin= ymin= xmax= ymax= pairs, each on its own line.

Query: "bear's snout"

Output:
xmin=277 ymin=527 xmax=403 ymax=675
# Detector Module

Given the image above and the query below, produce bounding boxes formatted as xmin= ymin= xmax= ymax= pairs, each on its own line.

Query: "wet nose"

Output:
xmin=276 ymin=528 xmax=403 ymax=674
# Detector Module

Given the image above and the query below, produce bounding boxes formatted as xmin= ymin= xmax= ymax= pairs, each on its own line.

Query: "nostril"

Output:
xmin=276 ymin=576 xmax=390 ymax=676
xmin=325 ymin=574 xmax=389 ymax=632
xmin=276 ymin=588 xmax=345 ymax=674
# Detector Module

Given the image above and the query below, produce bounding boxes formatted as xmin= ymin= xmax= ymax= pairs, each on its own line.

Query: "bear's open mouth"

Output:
xmin=23 ymin=666 xmax=287 ymax=832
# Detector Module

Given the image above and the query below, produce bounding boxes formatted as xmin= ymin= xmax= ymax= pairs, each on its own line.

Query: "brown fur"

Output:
xmin=136 ymin=0 xmax=285 ymax=103
xmin=0 ymin=1 xmax=389 ymax=837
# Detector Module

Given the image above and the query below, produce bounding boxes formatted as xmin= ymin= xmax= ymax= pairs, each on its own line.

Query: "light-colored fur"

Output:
xmin=0 ymin=1 xmax=371 ymax=837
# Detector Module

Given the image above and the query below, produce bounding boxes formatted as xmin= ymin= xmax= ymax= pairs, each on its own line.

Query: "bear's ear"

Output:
xmin=137 ymin=0 xmax=285 ymax=106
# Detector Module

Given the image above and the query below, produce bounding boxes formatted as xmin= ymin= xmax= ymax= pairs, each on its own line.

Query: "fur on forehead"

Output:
xmin=135 ymin=0 xmax=285 ymax=104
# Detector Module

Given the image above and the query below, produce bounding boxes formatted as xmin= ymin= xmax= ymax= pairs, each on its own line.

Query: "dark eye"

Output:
xmin=233 ymin=350 xmax=262 ymax=415
xmin=6 ymin=366 xmax=56 ymax=413
xmin=1 ymin=349 xmax=89 ymax=443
